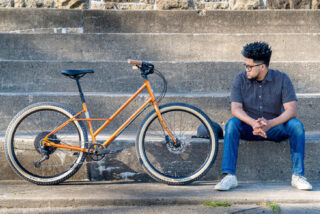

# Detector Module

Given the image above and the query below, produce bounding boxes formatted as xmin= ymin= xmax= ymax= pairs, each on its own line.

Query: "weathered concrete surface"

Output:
xmin=0 ymin=9 xmax=319 ymax=184
xmin=0 ymin=94 xmax=319 ymax=133
xmin=0 ymin=61 xmax=319 ymax=93
xmin=0 ymin=204 xmax=276 ymax=214
xmin=0 ymin=181 xmax=320 ymax=209
xmin=81 ymin=10 xmax=320 ymax=33
xmin=1 ymin=133 xmax=320 ymax=181
xmin=2 ymin=10 xmax=320 ymax=33
xmin=0 ymin=9 xmax=83 ymax=33
xmin=87 ymin=135 xmax=320 ymax=182
xmin=2 ymin=33 xmax=320 ymax=61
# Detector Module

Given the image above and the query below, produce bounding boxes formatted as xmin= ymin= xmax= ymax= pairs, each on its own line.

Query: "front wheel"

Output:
xmin=4 ymin=102 xmax=88 ymax=185
xmin=136 ymin=103 xmax=219 ymax=185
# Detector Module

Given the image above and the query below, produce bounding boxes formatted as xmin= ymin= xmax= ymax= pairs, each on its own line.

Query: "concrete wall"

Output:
xmin=1 ymin=9 xmax=319 ymax=183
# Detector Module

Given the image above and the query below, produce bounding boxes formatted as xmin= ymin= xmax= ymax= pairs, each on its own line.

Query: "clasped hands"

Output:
xmin=252 ymin=118 xmax=271 ymax=138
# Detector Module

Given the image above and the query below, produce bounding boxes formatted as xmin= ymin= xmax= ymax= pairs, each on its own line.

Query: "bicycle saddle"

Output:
xmin=61 ymin=70 xmax=94 ymax=79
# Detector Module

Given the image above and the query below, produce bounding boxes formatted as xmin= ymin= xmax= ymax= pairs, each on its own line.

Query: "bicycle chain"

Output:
xmin=34 ymin=143 xmax=122 ymax=167
xmin=32 ymin=154 xmax=111 ymax=167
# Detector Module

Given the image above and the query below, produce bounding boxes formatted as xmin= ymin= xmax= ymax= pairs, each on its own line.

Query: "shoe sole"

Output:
xmin=291 ymin=184 xmax=312 ymax=191
xmin=214 ymin=184 xmax=238 ymax=191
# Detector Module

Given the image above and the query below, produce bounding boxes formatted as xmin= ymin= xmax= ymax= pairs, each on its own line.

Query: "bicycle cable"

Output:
xmin=153 ymin=68 xmax=167 ymax=104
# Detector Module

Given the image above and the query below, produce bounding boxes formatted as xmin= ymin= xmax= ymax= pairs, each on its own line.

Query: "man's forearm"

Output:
xmin=231 ymin=103 xmax=267 ymax=138
xmin=269 ymin=108 xmax=297 ymax=128
xmin=232 ymin=107 xmax=256 ymax=127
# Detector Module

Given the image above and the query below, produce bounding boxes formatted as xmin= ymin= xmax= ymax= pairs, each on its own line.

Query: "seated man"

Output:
xmin=215 ymin=41 xmax=312 ymax=191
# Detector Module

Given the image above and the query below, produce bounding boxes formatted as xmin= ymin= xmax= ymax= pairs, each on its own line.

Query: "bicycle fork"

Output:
xmin=145 ymin=81 xmax=178 ymax=145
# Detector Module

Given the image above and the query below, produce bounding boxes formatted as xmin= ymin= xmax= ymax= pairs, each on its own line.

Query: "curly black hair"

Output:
xmin=241 ymin=42 xmax=272 ymax=67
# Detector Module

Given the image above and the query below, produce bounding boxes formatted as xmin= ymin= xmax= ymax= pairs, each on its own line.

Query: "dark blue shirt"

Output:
xmin=230 ymin=69 xmax=297 ymax=120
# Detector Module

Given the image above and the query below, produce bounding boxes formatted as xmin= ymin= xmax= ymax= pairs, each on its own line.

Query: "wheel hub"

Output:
xmin=34 ymin=131 xmax=60 ymax=155
xmin=166 ymin=135 xmax=187 ymax=154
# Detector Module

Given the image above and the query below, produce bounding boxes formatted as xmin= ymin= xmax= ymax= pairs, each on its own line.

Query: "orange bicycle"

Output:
xmin=5 ymin=60 xmax=219 ymax=185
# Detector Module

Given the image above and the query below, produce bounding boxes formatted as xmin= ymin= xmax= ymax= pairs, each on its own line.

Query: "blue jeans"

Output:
xmin=222 ymin=117 xmax=305 ymax=176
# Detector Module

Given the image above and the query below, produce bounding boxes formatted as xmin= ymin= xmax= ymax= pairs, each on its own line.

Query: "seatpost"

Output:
xmin=75 ymin=77 xmax=95 ymax=142
xmin=75 ymin=78 xmax=86 ymax=104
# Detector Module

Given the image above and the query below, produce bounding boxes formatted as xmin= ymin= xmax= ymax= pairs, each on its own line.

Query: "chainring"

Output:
xmin=88 ymin=143 xmax=106 ymax=161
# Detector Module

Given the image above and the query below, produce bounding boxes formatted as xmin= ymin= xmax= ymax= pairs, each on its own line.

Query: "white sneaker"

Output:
xmin=214 ymin=174 xmax=238 ymax=191
xmin=291 ymin=174 xmax=312 ymax=190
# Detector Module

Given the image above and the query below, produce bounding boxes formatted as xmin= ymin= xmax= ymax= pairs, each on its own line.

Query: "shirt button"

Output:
xmin=259 ymin=96 xmax=262 ymax=99
xmin=259 ymin=85 xmax=262 ymax=88
xmin=260 ymin=106 xmax=262 ymax=109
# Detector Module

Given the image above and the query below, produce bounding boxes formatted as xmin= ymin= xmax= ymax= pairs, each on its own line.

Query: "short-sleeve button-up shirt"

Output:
xmin=230 ymin=69 xmax=297 ymax=120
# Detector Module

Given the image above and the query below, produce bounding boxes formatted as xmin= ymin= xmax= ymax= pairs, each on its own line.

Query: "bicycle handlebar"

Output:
xmin=128 ymin=59 xmax=142 ymax=66
xmin=128 ymin=59 xmax=155 ymax=79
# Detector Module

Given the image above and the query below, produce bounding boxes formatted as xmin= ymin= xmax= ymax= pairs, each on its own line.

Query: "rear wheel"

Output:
xmin=4 ymin=102 xmax=88 ymax=185
xmin=136 ymin=103 xmax=218 ymax=185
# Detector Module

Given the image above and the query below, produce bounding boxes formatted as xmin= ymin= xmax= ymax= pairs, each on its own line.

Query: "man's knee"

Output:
xmin=225 ymin=118 xmax=241 ymax=134
xmin=286 ymin=118 xmax=305 ymax=136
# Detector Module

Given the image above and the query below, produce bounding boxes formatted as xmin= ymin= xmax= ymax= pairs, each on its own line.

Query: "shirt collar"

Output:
xmin=264 ymin=69 xmax=273 ymax=82
xmin=254 ymin=69 xmax=273 ymax=84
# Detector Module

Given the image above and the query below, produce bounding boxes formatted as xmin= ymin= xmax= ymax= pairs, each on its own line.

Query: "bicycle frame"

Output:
xmin=43 ymin=79 xmax=176 ymax=153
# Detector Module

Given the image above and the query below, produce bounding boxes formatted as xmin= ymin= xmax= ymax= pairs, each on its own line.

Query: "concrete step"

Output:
xmin=83 ymin=10 xmax=320 ymax=34
xmin=1 ymin=181 xmax=320 ymax=209
xmin=0 ymin=60 xmax=319 ymax=93
xmin=0 ymin=9 xmax=83 ymax=34
xmin=88 ymin=133 xmax=320 ymax=182
xmin=2 ymin=33 xmax=320 ymax=61
xmin=2 ymin=9 xmax=320 ymax=34
xmin=1 ymin=132 xmax=319 ymax=182
xmin=0 ymin=93 xmax=319 ymax=133
xmin=1 ymin=8 xmax=320 ymax=183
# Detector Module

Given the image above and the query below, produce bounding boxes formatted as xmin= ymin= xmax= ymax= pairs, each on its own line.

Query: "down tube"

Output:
xmin=102 ymin=98 xmax=152 ymax=147
xmin=94 ymin=83 xmax=148 ymax=137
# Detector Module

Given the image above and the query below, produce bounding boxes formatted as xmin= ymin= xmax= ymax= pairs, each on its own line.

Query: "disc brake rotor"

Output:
xmin=166 ymin=134 xmax=188 ymax=154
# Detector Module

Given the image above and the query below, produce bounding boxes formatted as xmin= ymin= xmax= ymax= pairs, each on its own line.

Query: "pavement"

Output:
xmin=0 ymin=180 xmax=319 ymax=210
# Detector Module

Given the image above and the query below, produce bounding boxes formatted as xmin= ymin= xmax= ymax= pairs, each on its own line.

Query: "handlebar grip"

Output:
xmin=128 ymin=59 xmax=142 ymax=66
xmin=132 ymin=66 xmax=139 ymax=71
